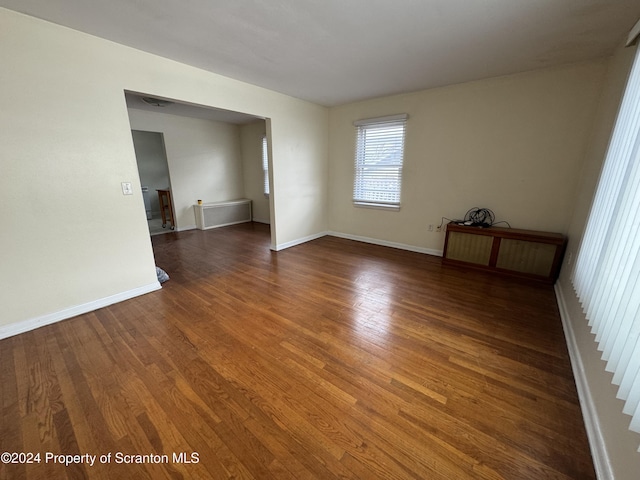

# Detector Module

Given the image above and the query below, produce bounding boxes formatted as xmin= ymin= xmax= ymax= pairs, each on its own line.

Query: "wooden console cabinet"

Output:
xmin=442 ymin=224 xmax=567 ymax=283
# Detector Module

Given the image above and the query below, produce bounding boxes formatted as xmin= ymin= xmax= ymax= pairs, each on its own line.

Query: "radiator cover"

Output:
xmin=194 ymin=199 xmax=252 ymax=230
xmin=442 ymin=224 xmax=566 ymax=283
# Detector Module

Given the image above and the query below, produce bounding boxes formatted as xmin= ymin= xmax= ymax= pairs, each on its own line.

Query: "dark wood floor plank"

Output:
xmin=1 ymin=336 xmax=27 ymax=480
xmin=0 ymin=223 xmax=595 ymax=479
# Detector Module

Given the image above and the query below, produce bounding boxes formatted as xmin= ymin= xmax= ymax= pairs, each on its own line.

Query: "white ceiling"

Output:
xmin=2 ymin=1 xmax=640 ymax=107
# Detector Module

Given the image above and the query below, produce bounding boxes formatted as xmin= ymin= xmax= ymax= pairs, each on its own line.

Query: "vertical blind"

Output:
xmin=353 ymin=114 xmax=407 ymax=208
xmin=571 ymin=43 xmax=640 ymax=451
xmin=262 ymin=136 xmax=270 ymax=196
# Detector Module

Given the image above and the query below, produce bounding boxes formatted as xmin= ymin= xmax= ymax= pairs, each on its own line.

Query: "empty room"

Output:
xmin=2 ymin=1 xmax=640 ymax=479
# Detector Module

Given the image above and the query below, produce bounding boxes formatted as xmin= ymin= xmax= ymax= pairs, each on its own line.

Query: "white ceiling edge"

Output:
xmin=2 ymin=1 xmax=640 ymax=106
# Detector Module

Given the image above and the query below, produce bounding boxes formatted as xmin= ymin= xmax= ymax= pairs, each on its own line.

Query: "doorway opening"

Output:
xmin=124 ymin=91 xmax=273 ymax=242
xmin=131 ymin=130 xmax=174 ymax=236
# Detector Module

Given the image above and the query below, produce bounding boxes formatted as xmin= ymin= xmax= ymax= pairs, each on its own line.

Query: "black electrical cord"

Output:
xmin=492 ymin=220 xmax=512 ymax=228
xmin=464 ymin=207 xmax=495 ymax=227
xmin=439 ymin=208 xmax=511 ymax=229
xmin=437 ymin=217 xmax=457 ymax=230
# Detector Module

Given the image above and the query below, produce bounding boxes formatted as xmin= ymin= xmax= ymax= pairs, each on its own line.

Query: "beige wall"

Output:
xmin=328 ymin=61 xmax=606 ymax=252
xmin=128 ymin=109 xmax=245 ymax=230
xmin=240 ymin=121 xmax=271 ymax=224
xmin=270 ymin=113 xmax=329 ymax=248
xmin=556 ymin=43 xmax=640 ymax=479
xmin=0 ymin=8 xmax=328 ymax=331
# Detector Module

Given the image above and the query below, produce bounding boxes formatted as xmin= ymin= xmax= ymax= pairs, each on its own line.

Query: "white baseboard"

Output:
xmin=328 ymin=231 xmax=443 ymax=257
xmin=177 ymin=224 xmax=197 ymax=232
xmin=0 ymin=282 xmax=162 ymax=340
xmin=272 ymin=231 xmax=328 ymax=251
xmin=252 ymin=217 xmax=271 ymax=225
xmin=272 ymin=230 xmax=444 ymax=256
xmin=554 ymin=283 xmax=613 ymax=480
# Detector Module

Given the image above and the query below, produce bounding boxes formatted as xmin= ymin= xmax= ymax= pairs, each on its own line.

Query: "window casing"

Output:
xmin=353 ymin=114 xmax=408 ymax=209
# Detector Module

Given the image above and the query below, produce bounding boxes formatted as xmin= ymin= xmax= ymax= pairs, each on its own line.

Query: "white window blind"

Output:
xmin=353 ymin=114 xmax=408 ymax=208
xmin=262 ymin=136 xmax=270 ymax=196
xmin=571 ymin=43 xmax=640 ymax=451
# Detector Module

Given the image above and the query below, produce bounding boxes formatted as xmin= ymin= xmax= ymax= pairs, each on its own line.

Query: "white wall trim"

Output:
xmin=554 ymin=283 xmax=613 ymax=480
xmin=271 ymin=230 xmax=444 ymax=256
xmin=0 ymin=282 xmax=162 ymax=340
xmin=328 ymin=231 xmax=443 ymax=257
xmin=252 ymin=217 xmax=271 ymax=225
xmin=272 ymin=231 xmax=328 ymax=251
xmin=177 ymin=224 xmax=197 ymax=232
xmin=272 ymin=230 xmax=444 ymax=256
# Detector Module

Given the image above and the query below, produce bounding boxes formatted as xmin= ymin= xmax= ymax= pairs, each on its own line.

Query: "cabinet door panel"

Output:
xmin=496 ymin=239 xmax=556 ymax=276
xmin=446 ymin=232 xmax=493 ymax=265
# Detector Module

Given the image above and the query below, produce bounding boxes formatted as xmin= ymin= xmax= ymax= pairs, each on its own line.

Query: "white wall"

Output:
xmin=328 ymin=61 xmax=606 ymax=253
xmin=556 ymin=42 xmax=640 ymax=479
xmin=0 ymin=8 xmax=328 ymax=333
xmin=240 ymin=120 xmax=271 ymax=224
xmin=128 ymin=109 xmax=245 ymax=230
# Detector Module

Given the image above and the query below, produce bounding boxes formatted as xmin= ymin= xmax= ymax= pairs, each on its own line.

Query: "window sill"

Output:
xmin=353 ymin=202 xmax=401 ymax=211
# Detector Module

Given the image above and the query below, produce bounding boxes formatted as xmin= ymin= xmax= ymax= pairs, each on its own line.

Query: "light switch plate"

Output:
xmin=121 ymin=182 xmax=133 ymax=195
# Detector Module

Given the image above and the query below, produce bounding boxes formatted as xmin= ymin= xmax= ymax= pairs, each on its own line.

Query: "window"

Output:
xmin=262 ymin=135 xmax=270 ymax=196
xmin=571 ymin=43 xmax=640 ymax=450
xmin=353 ymin=114 xmax=408 ymax=209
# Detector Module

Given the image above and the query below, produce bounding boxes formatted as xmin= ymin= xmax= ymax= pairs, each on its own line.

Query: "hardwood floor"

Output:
xmin=0 ymin=223 xmax=595 ymax=479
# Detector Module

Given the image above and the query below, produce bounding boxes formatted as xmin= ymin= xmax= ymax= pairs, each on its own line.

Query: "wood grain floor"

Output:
xmin=0 ymin=223 xmax=595 ymax=479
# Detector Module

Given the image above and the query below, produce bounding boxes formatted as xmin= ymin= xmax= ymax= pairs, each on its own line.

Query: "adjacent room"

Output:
xmin=2 ymin=1 xmax=640 ymax=479
xmin=125 ymin=92 xmax=271 ymax=235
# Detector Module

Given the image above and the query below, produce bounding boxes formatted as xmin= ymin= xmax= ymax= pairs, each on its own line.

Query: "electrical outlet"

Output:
xmin=428 ymin=224 xmax=434 ymax=232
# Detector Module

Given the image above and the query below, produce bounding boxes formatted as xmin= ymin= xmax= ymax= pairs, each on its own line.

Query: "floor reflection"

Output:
xmin=350 ymin=263 xmax=396 ymax=340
